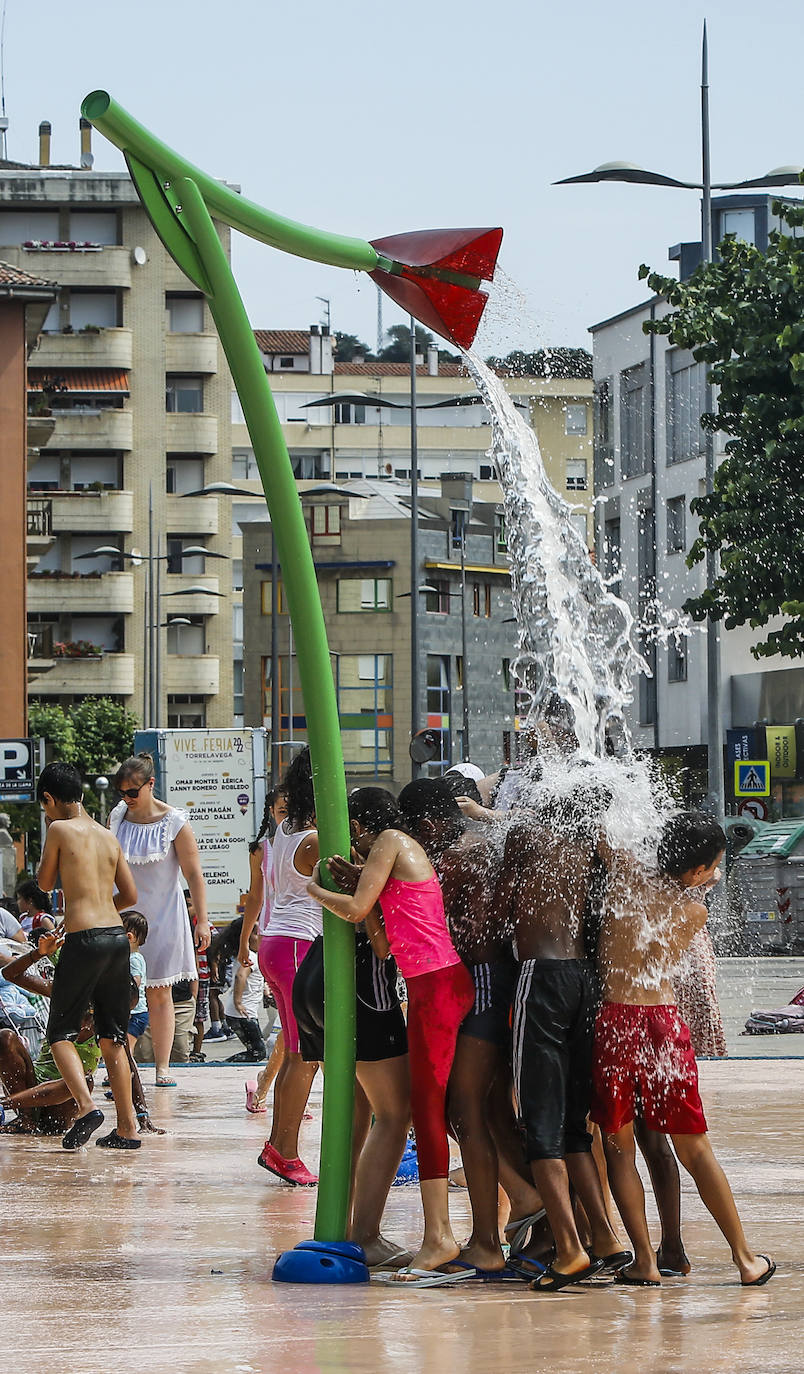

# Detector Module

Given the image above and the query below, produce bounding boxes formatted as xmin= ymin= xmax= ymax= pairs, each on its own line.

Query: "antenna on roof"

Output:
xmin=0 ymin=0 xmax=9 ymax=159
xmin=376 ymin=282 xmax=383 ymax=357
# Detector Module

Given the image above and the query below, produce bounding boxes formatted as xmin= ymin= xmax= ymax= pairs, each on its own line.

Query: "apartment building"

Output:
xmin=228 ymin=328 xmax=593 ymax=724
xmin=0 ymin=121 xmax=234 ymax=729
xmin=242 ymin=476 xmax=520 ymax=788
xmin=591 ymin=193 xmax=804 ymax=812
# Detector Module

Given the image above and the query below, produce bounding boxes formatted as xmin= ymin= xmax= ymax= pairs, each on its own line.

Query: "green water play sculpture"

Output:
xmin=81 ymin=89 xmax=502 ymax=1283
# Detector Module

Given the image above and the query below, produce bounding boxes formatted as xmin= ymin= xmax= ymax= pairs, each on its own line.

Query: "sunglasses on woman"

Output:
xmin=117 ymin=781 xmax=149 ymax=799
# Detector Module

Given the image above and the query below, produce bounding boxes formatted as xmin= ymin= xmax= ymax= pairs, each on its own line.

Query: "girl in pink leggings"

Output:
xmin=308 ymin=787 xmax=473 ymax=1274
xmin=256 ymin=750 xmax=322 ymax=1187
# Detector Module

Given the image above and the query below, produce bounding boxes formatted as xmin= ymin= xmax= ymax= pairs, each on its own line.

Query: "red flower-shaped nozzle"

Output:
xmin=369 ymin=227 xmax=503 ymax=351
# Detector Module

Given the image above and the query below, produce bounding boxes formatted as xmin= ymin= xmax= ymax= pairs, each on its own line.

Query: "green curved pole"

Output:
xmin=81 ymin=89 xmax=358 ymax=1247
xmin=82 ymin=90 xmax=382 ymax=272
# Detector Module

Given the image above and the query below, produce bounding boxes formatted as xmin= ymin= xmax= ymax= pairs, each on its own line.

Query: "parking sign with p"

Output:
xmin=0 ymin=738 xmax=35 ymax=801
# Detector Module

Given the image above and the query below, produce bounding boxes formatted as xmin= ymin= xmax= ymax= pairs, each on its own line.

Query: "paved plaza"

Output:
xmin=4 ymin=962 xmax=804 ymax=1374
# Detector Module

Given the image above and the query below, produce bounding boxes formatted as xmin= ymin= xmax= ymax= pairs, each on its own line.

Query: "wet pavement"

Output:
xmin=3 ymin=1054 xmax=803 ymax=1374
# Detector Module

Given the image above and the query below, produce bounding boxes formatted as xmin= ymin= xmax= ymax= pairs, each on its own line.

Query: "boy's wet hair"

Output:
xmin=348 ymin=787 xmax=401 ymax=834
xmin=442 ymin=773 xmax=483 ymax=805
xmin=121 ymin=909 xmax=149 ymax=945
xmin=36 ymin=761 xmax=83 ymax=804
xmin=397 ymin=779 xmax=462 ymax=829
xmin=657 ymin=811 xmax=727 ymax=878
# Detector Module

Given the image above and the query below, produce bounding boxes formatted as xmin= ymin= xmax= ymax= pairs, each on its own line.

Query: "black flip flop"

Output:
xmin=96 ymin=1129 xmax=142 ymax=1151
xmin=614 ymin=1268 xmax=661 ymax=1287
xmin=62 ymin=1108 xmax=104 ymax=1151
xmin=742 ymin=1256 xmax=776 ymax=1287
xmin=589 ymin=1249 xmax=635 ymax=1273
xmin=530 ymin=1258 xmax=605 ymax=1292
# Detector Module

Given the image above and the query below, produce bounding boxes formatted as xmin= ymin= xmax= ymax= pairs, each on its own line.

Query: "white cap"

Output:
xmin=445 ymin=763 xmax=485 ymax=783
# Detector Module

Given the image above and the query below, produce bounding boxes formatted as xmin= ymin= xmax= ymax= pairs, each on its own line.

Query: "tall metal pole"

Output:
xmin=460 ymin=525 xmax=470 ymax=760
xmin=155 ymin=533 xmax=162 ymax=730
xmin=147 ymin=483 xmax=155 ymax=728
xmin=409 ymin=315 xmax=420 ymax=777
xmin=701 ymin=19 xmax=724 ymax=818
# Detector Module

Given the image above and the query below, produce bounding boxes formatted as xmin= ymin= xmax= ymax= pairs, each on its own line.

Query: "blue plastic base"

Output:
xmin=392 ymin=1138 xmax=419 ymax=1186
xmin=272 ymin=1239 xmax=370 ymax=1285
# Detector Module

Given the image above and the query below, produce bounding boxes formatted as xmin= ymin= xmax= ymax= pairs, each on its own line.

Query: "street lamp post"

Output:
xmin=556 ymin=20 xmax=803 ymax=818
xmin=409 ymin=315 xmax=420 ymax=778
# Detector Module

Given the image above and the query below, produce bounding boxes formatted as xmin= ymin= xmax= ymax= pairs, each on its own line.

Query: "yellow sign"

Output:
xmin=765 ymin=726 xmax=797 ymax=779
xmin=734 ymin=760 xmax=771 ymax=797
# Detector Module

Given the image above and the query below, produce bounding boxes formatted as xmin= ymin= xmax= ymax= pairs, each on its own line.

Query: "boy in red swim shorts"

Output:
xmin=591 ymin=811 xmax=775 ymax=1288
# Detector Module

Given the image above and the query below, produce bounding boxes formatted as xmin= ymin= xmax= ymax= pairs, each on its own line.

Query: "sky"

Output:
xmin=3 ymin=0 xmax=804 ymax=357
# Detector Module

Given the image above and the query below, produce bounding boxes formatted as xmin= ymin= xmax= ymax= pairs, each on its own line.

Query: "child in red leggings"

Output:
xmin=308 ymin=786 xmax=473 ymax=1275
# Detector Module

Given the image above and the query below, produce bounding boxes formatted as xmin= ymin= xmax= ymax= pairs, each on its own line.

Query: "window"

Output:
xmin=233 ymin=660 xmax=244 ymax=724
xmin=571 ymin=511 xmax=588 ymax=547
xmin=479 ymin=464 xmax=493 ymax=480
xmin=232 ymin=559 xmax=243 ymax=592
xmin=166 ymin=375 xmax=203 ymax=413
xmin=502 ymin=658 xmax=511 ymax=692
xmin=455 ymin=656 xmax=464 ymax=689
xmin=472 ymin=583 xmax=481 ymax=617
xmin=232 ymin=448 xmax=259 ymax=481
xmin=310 ymin=504 xmax=341 ymax=542
xmin=167 ymin=538 xmax=205 ymax=574
xmin=69 ymin=212 xmax=118 ymax=244
xmin=68 ymin=291 xmax=118 ymax=329
xmin=166 ymin=454 xmax=205 ymax=494
xmin=71 ymin=454 xmax=122 ymax=490
xmin=566 ymin=459 xmax=588 ymax=491
xmin=425 ymin=580 xmax=450 ymax=614
xmin=720 ymin=208 xmax=756 ymax=245
xmin=484 ymin=584 xmax=491 ymax=618
xmin=167 ymin=695 xmax=206 ymax=727
xmin=232 ymin=604 xmax=243 ymax=643
xmin=334 ymin=402 xmax=365 ymax=424
xmin=426 ymin=655 xmax=450 ymax=714
xmin=668 ymin=638 xmax=688 ymax=683
xmin=593 ymin=378 xmax=614 ymax=488
xmin=565 ymin=403 xmax=587 ymax=436
xmin=667 ymin=353 xmax=705 ymax=465
xmin=167 ymin=294 xmax=204 ymax=332
xmin=279 ymin=356 xmax=295 ymax=368
xmin=261 ymin=580 xmax=287 ymax=614
xmin=603 ymin=517 xmax=621 ymax=597
xmin=337 ymin=578 xmax=392 ymax=612
xmin=620 ymin=364 xmax=650 ymax=478
xmin=667 ymin=496 xmax=686 ymax=553
xmin=496 ymin=512 xmax=507 ymax=552
xmin=166 ymin=616 xmax=205 ymax=655
xmin=0 ymin=209 xmax=58 ymax=242
xmin=450 ymin=509 xmax=468 ymax=550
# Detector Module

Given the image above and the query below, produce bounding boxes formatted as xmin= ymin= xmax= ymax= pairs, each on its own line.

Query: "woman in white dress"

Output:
xmin=110 ymin=752 xmax=211 ymax=1086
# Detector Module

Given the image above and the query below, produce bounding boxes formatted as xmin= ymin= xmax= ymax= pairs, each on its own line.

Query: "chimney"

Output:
xmin=427 ymin=344 xmax=439 ymax=377
xmin=38 ymin=121 xmax=51 ymax=168
xmin=79 ymin=117 xmax=94 ymax=169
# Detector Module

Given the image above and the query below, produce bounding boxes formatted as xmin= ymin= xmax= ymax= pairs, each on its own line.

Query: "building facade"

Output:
xmin=0 ymin=124 xmax=235 ymax=729
xmin=591 ymin=193 xmax=804 ymax=812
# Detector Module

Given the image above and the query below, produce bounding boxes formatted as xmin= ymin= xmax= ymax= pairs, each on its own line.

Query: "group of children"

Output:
xmin=244 ymin=744 xmax=775 ymax=1290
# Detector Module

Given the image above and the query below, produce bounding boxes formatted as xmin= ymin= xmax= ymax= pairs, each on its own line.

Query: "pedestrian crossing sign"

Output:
xmin=734 ymin=760 xmax=770 ymax=797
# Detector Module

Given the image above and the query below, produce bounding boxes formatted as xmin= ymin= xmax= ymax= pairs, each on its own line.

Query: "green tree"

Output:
xmin=8 ymin=698 xmax=137 ymax=866
xmin=333 ymin=331 xmax=374 ymax=362
xmin=641 ymin=203 xmax=804 ymax=659
xmin=486 ymin=347 xmax=592 ymax=379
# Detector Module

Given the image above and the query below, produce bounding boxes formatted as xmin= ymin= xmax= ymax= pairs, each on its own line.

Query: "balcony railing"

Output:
xmin=26 ymin=498 xmax=52 ymax=538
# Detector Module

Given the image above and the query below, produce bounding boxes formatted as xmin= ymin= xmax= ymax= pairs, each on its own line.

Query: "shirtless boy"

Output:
xmin=496 ymin=784 xmax=629 ymax=1292
xmin=36 ymin=761 xmax=140 ymax=1151
xmin=592 ymin=810 xmax=774 ymax=1287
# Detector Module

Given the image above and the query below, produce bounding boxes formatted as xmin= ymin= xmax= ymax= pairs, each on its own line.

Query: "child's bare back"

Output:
xmin=39 ymin=811 xmax=136 ymax=934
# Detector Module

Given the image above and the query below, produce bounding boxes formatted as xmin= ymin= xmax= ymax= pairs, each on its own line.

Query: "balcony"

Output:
xmin=28 ymin=571 xmax=135 ymax=615
xmin=26 ymin=498 xmax=55 ymax=571
xmin=165 ymin=412 xmax=218 ymax=453
xmin=165 ymin=655 xmax=220 ymax=695
xmin=50 ymin=490 xmax=134 ymax=534
xmin=4 ymin=244 xmax=133 ymax=290
xmin=27 ymin=415 xmax=56 ymax=452
xmin=31 ymin=652 xmax=135 ymax=696
xmin=33 ymin=327 xmax=134 ymax=371
xmin=165 ymin=333 xmax=219 ymax=374
xmin=47 ymin=408 xmax=133 ymax=451
xmin=165 ymin=494 xmax=219 ymax=535
xmin=162 ymin=573 xmax=221 ymax=616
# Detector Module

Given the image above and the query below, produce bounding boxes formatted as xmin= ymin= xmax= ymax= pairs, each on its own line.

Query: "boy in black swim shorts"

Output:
xmin=37 ymin=762 xmax=140 ymax=1151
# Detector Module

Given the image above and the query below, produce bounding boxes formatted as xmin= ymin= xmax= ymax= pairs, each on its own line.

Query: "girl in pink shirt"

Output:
xmin=308 ymin=787 xmax=474 ymax=1275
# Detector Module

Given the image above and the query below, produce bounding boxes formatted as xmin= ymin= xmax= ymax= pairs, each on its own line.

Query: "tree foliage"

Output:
xmin=8 ymin=698 xmax=138 ymax=864
xmin=333 ymin=331 xmax=374 ymax=362
xmin=378 ymin=323 xmax=459 ymax=365
xmin=486 ymin=347 xmax=593 ymax=379
xmin=641 ymin=202 xmax=804 ymax=659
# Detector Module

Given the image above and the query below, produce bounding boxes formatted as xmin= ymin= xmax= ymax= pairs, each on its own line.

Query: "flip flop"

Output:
xmin=96 ymin=1129 xmax=142 ymax=1151
xmin=742 ymin=1256 xmax=776 ymax=1287
xmin=62 ymin=1108 xmax=104 ymax=1151
xmin=155 ymin=1076 xmax=177 ymax=1087
xmin=508 ymin=1252 xmax=548 ymax=1280
xmin=613 ymin=1269 xmax=661 ymax=1287
xmin=503 ymin=1209 xmax=547 ymax=1255
xmin=531 ymin=1258 xmax=606 ymax=1293
xmin=444 ymin=1262 xmax=523 ymax=1283
xmin=379 ymin=1265 xmax=478 ymax=1288
xmin=589 ymin=1248 xmax=635 ymax=1274
xmin=658 ymin=1265 xmax=689 ymax=1277
xmin=368 ymin=1249 xmax=415 ymax=1271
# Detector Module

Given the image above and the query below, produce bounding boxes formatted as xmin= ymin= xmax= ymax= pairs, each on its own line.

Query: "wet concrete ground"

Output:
xmin=3 ymin=1055 xmax=803 ymax=1374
